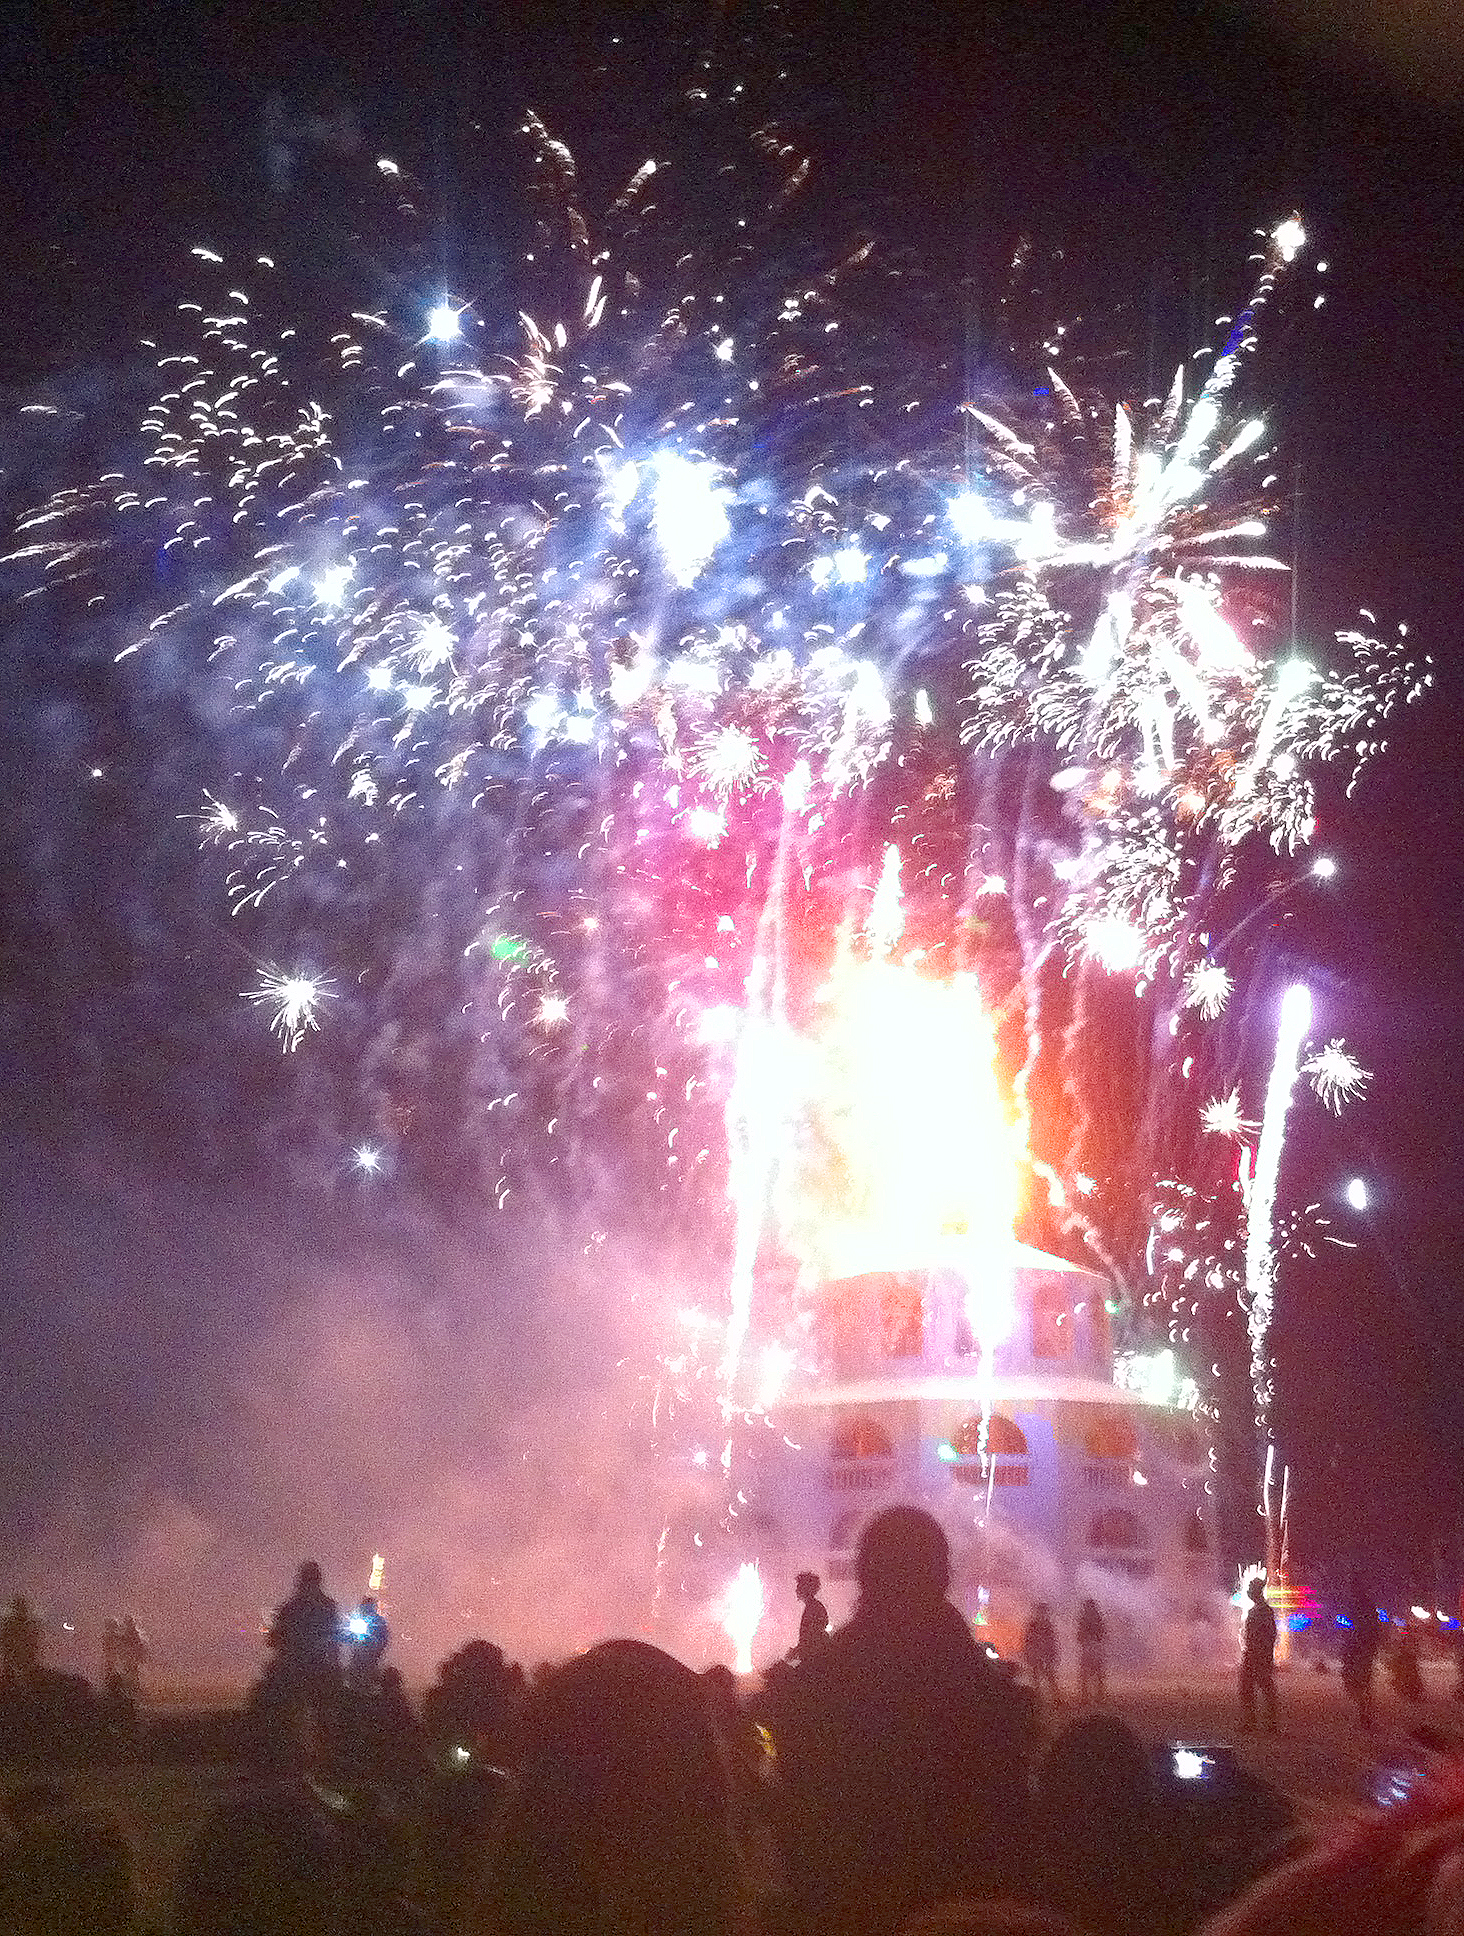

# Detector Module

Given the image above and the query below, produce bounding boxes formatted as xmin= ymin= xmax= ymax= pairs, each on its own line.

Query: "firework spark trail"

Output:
xmin=2 ymin=79 xmax=1428 ymax=1459
xmin=1244 ymin=982 xmax=1312 ymax=1436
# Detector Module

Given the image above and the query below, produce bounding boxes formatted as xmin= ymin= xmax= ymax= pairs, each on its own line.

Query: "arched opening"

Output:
xmin=1085 ymin=1413 xmax=1139 ymax=1461
xmin=1089 ymin=1507 xmax=1143 ymax=1549
xmin=831 ymin=1417 xmax=894 ymax=1460
xmin=953 ymin=1414 xmax=1028 ymax=1458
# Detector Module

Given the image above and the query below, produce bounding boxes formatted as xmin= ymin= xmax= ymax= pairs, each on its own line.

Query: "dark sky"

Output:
xmin=1 ymin=0 xmax=1462 ymax=1629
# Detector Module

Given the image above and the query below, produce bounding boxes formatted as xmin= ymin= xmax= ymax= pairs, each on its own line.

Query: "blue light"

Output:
xmin=1287 ymin=1612 xmax=1311 ymax=1632
xmin=1335 ymin=1613 xmax=1354 ymax=1630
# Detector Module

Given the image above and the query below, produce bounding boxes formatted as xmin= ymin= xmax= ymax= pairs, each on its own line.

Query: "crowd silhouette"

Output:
xmin=0 ymin=1513 xmax=1459 ymax=1935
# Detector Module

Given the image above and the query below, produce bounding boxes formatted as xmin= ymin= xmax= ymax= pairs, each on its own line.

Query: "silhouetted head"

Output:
xmin=472 ymin=1638 xmax=739 ymax=1936
xmin=855 ymin=1507 xmax=951 ymax=1614
xmin=1248 ymin=1578 xmax=1268 ymax=1604
xmin=1037 ymin=1713 xmax=1152 ymax=1834
xmin=295 ymin=1562 xmax=323 ymax=1593
xmin=795 ymin=1571 xmax=820 ymax=1600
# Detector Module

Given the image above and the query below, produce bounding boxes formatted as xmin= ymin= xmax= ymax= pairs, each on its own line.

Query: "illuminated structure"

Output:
xmin=737 ymin=1246 xmax=1221 ymax=1663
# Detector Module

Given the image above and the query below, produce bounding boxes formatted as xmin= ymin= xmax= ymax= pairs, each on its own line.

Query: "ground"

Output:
xmin=7 ymin=1661 xmax=1458 ymax=1925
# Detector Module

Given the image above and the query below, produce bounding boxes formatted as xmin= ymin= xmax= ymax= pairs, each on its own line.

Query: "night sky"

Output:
xmin=2 ymin=0 xmax=1463 ymax=1659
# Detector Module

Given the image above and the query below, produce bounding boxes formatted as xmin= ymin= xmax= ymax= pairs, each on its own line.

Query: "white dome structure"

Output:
xmin=733 ymin=1244 xmax=1223 ymax=1666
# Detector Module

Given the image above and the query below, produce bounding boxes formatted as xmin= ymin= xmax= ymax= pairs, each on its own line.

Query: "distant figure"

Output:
xmin=1075 ymin=1599 xmax=1107 ymax=1706
xmin=779 ymin=1505 xmax=1034 ymax=1934
xmin=1340 ymin=1574 xmax=1382 ymax=1730
xmin=795 ymin=1570 xmax=830 ymax=1661
xmin=267 ymin=1562 xmax=341 ymax=1713
xmin=1021 ymin=1603 xmax=1060 ymax=1707
xmin=1239 ymin=1578 xmax=1278 ymax=1732
xmin=0 ymin=1596 xmax=43 ymax=1688
xmin=1388 ymin=1619 xmax=1425 ymax=1704
xmin=344 ymin=1596 xmax=390 ymax=1693
xmin=102 ymin=1614 xmax=148 ymax=1698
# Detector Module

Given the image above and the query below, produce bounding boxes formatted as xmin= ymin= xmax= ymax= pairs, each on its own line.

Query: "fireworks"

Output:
xmin=4 ymin=90 xmax=1427 ymax=1484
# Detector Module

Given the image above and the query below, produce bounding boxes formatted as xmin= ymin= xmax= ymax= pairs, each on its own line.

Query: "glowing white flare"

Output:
xmin=1244 ymin=984 xmax=1311 ymax=1429
xmin=426 ymin=300 xmax=462 ymax=343
xmin=651 ymin=451 xmax=730 ymax=587
xmin=247 ymin=967 xmax=334 ymax=1051
xmin=719 ymin=1562 xmax=764 ymax=1675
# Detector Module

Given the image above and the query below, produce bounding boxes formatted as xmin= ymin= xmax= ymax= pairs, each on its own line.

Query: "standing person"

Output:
xmin=1076 ymin=1598 xmax=1107 ymax=1706
xmin=1021 ymin=1602 xmax=1060 ymax=1708
xmin=1239 ymin=1578 xmax=1278 ymax=1732
xmin=778 ymin=1506 xmax=1034 ymax=1935
xmin=268 ymin=1562 xmax=342 ymax=1718
xmin=794 ymin=1571 xmax=830 ymax=1662
xmin=0 ymin=1596 xmax=43 ymax=1689
xmin=1340 ymin=1573 xmax=1382 ymax=1731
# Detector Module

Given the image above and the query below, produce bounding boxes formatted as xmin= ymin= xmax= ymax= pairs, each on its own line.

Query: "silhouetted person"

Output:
xmin=1033 ymin=1714 xmax=1160 ymax=1936
xmin=1239 ymin=1578 xmax=1278 ymax=1732
xmin=1021 ymin=1603 xmax=1059 ymax=1707
xmin=779 ymin=1505 xmax=1034 ymax=1936
xmin=267 ymin=1562 xmax=341 ymax=1718
xmin=461 ymin=1639 xmax=743 ymax=1936
xmin=1388 ymin=1618 xmax=1425 ymax=1704
xmin=422 ymin=1639 xmax=517 ymax=1765
xmin=345 ymin=1597 xmax=390 ymax=1694
xmin=1340 ymin=1574 xmax=1382 ymax=1730
xmin=1 ymin=1597 xmax=43 ymax=1689
xmin=102 ymin=1615 xmax=147 ymax=1699
xmin=1075 ymin=1599 xmax=1107 ymax=1705
xmin=795 ymin=1570 xmax=830 ymax=1661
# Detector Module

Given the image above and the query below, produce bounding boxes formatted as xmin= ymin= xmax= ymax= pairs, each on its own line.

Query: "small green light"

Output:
xmin=936 ymin=1441 xmax=957 ymax=1463
xmin=1105 ymin=1299 xmax=1122 ymax=1315
xmin=490 ymin=934 xmax=528 ymax=962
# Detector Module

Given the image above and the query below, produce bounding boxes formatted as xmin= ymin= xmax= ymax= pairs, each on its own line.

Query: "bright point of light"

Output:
xmin=413 ymin=618 xmax=456 ymax=669
xmin=1412 ymin=1605 xmax=1431 ymax=1622
xmin=832 ymin=544 xmax=869 ymax=585
xmin=914 ymin=688 xmax=934 ymax=726
xmin=714 ymin=337 xmax=735 ymax=362
xmin=1345 ymin=1177 xmax=1368 ymax=1212
xmin=686 ymin=806 xmax=727 ymax=846
xmin=353 ymin=1145 xmax=383 ymax=1174
xmin=525 ymin=691 xmax=561 ymax=737
xmin=651 ymin=451 xmax=730 ymax=587
xmin=1088 ymin=917 xmax=1145 ymax=974
xmin=1273 ymin=217 xmax=1306 ymax=262
xmin=346 ymin=1614 xmax=370 ymax=1638
xmin=426 ymin=300 xmax=462 ymax=343
xmin=564 ymin=712 xmax=595 ymax=744
xmin=312 ymin=564 xmax=353 ymax=606
xmin=1311 ymin=855 xmax=1337 ymax=879
xmin=365 ymin=665 xmax=394 ymax=693
xmin=535 ymin=992 xmax=570 ymax=1030
xmin=401 ymin=683 xmax=435 ymax=713
xmin=948 ymin=492 xmax=995 ymax=544
xmin=1174 ymin=1749 xmax=1215 ymax=1782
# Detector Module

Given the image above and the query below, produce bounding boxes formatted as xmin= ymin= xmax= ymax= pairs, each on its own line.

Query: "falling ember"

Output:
xmin=719 ymin=1561 xmax=764 ymax=1674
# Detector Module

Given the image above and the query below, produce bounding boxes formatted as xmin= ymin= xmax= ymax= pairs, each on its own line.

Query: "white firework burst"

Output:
xmin=247 ymin=967 xmax=335 ymax=1052
xmin=1304 ymin=1038 xmax=1370 ymax=1112
xmin=1201 ymin=1088 xmax=1259 ymax=1139
xmin=1183 ymin=961 xmax=1234 ymax=1021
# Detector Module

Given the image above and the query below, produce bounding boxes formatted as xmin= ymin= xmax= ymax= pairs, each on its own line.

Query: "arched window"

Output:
xmin=1184 ymin=1510 xmax=1209 ymax=1553
xmin=1085 ymin=1413 xmax=1139 ymax=1462
xmin=831 ymin=1417 xmax=893 ymax=1460
xmin=1089 ymin=1507 xmax=1143 ymax=1549
xmin=952 ymin=1414 xmax=1028 ymax=1458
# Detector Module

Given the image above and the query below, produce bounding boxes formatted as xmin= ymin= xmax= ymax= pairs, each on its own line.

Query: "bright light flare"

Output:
xmin=718 ymin=1562 xmax=764 ymax=1675
xmin=1244 ymin=984 xmax=1312 ymax=1427
xmin=426 ymin=300 xmax=463 ymax=344
xmin=651 ymin=451 xmax=730 ymax=587
xmin=1345 ymin=1177 xmax=1369 ymax=1212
